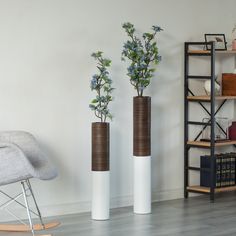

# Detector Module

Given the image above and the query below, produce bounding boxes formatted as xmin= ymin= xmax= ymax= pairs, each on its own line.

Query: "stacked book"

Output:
xmin=200 ymin=153 xmax=236 ymax=188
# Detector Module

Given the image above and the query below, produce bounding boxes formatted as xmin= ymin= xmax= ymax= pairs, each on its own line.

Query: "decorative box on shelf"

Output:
xmin=222 ymin=73 xmax=236 ymax=96
xmin=200 ymin=117 xmax=229 ymax=142
xmin=229 ymin=121 xmax=236 ymax=140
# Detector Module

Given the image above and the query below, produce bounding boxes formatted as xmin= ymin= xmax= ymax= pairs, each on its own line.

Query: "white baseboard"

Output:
xmin=152 ymin=188 xmax=183 ymax=202
xmin=0 ymin=188 xmax=183 ymax=222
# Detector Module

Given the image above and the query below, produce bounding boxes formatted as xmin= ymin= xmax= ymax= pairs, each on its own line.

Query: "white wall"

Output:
xmin=0 ymin=0 xmax=235 ymax=219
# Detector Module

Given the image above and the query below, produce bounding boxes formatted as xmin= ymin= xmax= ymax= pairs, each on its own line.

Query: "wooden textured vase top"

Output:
xmin=92 ymin=122 xmax=110 ymax=171
xmin=133 ymin=96 xmax=151 ymax=156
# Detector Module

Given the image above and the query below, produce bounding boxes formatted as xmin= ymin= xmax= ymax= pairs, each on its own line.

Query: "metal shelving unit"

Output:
xmin=184 ymin=42 xmax=236 ymax=201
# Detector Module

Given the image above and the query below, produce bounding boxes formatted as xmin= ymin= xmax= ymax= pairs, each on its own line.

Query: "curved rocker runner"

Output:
xmin=0 ymin=221 xmax=60 ymax=232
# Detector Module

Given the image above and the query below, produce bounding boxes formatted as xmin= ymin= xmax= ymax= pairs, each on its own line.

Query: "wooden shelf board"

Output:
xmin=188 ymin=50 xmax=236 ymax=54
xmin=187 ymin=140 xmax=236 ymax=147
xmin=187 ymin=186 xmax=210 ymax=193
xmin=188 ymin=50 xmax=210 ymax=54
xmin=187 ymin=185 xmax=236 ymax=193
xmin=187 ymin=95 xmax=236 ymax=101
xmin=217 ymin=50 xmax=236 ymax=54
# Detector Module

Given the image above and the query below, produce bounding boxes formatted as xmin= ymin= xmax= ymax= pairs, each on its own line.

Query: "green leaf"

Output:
xmin=91 ymin=99 xmax=98 ymax=103
xmin=107 ymin=113 xmax=113 ymax=120
xmin=91 ymin=51 xmax=103 ymax=59
xmin=102 ymin=59 xmax=111 ymax=67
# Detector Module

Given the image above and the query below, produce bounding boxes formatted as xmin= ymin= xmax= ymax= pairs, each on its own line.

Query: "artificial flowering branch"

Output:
xmin=122 ymin=22 xmax=163 ymax=96
xmin=89 ymin=51 xmax=114 ymax=122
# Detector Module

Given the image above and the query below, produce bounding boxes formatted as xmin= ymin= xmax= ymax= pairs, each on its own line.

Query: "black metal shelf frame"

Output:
xmin=184 ymin=41 xmax=226 ymax=202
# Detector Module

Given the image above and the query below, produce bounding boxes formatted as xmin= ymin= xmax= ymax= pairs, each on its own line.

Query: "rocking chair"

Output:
xmin=0 ymin=131 xmax=60 ymax=235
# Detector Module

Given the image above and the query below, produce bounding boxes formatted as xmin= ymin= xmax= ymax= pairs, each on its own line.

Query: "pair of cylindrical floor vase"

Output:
xmin=92 ymin=96 xmax=151 ymax=220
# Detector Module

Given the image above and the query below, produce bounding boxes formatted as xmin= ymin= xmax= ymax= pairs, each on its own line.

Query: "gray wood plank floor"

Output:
xmin=1 ymin=193 xmax=236 ymax=236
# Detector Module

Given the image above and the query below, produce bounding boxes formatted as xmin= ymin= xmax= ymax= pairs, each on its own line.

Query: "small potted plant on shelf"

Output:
xmin=122 ymin=22 xmax=163 ymax=214
xmin=89 ymin=51 xmax=114 ymax=221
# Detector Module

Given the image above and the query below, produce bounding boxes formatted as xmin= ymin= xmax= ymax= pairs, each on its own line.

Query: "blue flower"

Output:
xmin=93 ymin=74 xmax=99 ymax=80
xmin=90 ymin=77 xmax=97 ymax=90
xmin=101 ymin=70 xmax=109 ymax=76
xmin=140 ymin=63 xmax=147 ymax=70
xmin=141 ymin=55 xmax=145 ymax=62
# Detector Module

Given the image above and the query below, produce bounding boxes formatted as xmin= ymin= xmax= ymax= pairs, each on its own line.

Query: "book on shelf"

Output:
xmin=200 ymin=153 xmax=236 ymax=188
xmin=221 ymin=154 xmax=227 ymax=187
xmin=200 ymin=155 xmax=221 ymax=188
xmin=230 ymin=153 xmax=236 ymax=186
xmin=216 ymin=154 xmax=221 ymax=187
xmin=226 ymin=154 xmax=231 ymax=187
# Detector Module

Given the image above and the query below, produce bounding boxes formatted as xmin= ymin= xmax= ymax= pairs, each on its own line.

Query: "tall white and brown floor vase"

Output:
xmin=133 ymin=96 xmax=151 ymax=214
xmin=91 ymin=122 xmax=110 ymax=220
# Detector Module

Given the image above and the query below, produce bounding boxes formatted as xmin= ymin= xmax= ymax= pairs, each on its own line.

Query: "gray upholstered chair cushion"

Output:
xmin=0 ymin=131 xmax=57 ymax=186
